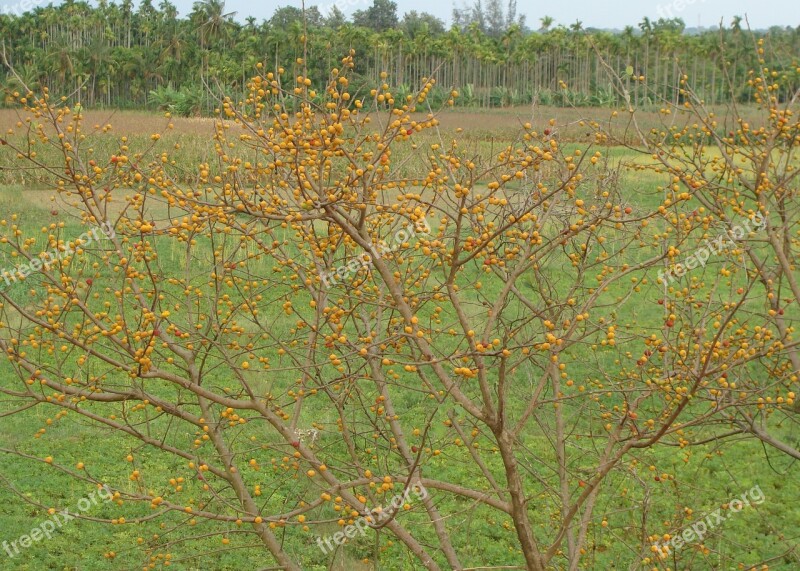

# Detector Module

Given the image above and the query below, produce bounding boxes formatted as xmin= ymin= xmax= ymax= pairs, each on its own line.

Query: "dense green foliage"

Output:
xmin=1 ymin=0 xmax=799 ymax=113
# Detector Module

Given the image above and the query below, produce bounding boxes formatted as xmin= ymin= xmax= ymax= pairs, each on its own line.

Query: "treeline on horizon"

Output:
xmin=1 ymin=0 xmax=799 ymax=115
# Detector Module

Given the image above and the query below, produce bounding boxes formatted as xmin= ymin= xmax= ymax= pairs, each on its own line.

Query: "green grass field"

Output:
xmin=0 ymin=105 xmax=798 ymax=571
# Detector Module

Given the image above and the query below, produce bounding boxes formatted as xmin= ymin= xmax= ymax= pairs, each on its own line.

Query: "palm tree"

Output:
xmin=191 ymin=0 xmax=236 ymax=49
xmin=81 ymin=35 xmax=115 ymax=105
xmin=45 ymin=37 xmax=76 ymax=90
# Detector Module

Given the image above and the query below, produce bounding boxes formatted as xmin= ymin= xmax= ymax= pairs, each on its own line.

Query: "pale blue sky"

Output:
xmin=180 ymin=0 xmax=797 ymax=30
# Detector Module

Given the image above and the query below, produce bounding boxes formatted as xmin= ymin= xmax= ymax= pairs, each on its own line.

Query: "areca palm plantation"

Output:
xmin=1 ymin=1 xmax=798 ymax=110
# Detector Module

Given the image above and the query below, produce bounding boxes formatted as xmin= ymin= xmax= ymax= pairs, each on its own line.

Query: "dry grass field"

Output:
xmin=0 ymin=105 xmax=730 ymax=143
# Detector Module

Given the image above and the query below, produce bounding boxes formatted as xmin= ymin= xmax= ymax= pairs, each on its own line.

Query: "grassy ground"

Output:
xmin=0 ymin=104 xmax=767 ymax=187
xmin=0 ymin=105 xmax=797 ymax=570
